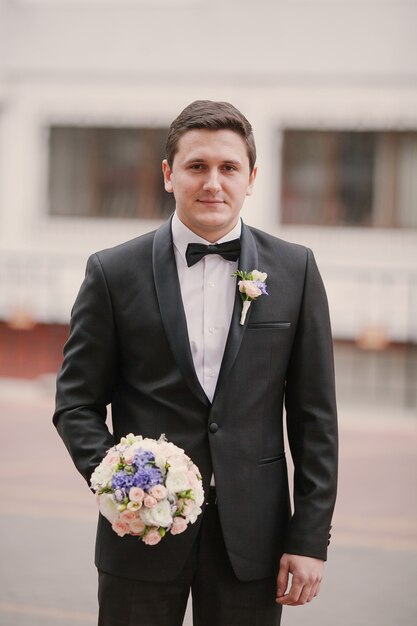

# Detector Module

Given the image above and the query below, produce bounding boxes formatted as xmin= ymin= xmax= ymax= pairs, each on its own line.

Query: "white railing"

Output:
xmin=1 ymin=250 xmax=416 ymax=344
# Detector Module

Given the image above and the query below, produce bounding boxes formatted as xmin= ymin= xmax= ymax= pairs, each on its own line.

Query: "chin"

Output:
xmin=196 ymin=219 xmax=227 ymax=231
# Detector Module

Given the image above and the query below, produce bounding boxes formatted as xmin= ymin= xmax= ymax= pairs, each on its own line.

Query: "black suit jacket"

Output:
xmin=53 ymin=219 xmax=338 ymax=582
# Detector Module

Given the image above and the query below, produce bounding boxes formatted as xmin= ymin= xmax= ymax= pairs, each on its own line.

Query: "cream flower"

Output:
xmin=98 ymin=493 xmax=119 ymax=524
xmin=251 ymin=270 xmax=268 ymax=282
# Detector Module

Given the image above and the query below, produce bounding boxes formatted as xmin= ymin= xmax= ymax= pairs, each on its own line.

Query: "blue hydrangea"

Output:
xmin=134 ymin=450 xmax=155 ymax=468
xmin=132 ymin=466 xmax=163 ymax=490
xmin=112 ymin=471 xmax=136 ymax=490
xmin=111 ymin=448 xmax=163 ymax=492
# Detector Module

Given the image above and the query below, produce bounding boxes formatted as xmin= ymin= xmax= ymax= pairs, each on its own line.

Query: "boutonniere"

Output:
xmin=232 ymin=269 xmax=269 ymax=325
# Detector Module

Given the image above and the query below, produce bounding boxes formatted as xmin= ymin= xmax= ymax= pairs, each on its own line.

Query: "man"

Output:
xmin=53 ymin=100 xmax=338 ymax=626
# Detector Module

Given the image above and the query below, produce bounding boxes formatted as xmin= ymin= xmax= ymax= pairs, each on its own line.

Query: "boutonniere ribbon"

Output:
xmin=232 ymin=269 xmax=269 ymax=325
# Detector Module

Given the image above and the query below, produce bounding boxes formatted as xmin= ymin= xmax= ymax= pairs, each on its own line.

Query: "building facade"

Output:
xmin=0 ymin=0 xmax=416 ymax=408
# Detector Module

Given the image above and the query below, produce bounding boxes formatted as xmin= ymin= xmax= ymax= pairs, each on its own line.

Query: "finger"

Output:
xmin=297 ymin=583 xmax=314 ymax=606
xmin=276 ymin=580 xmax=304 ymax=605
xmin=304 ymin=576 xmax=322 ymax=604
xmin=308 ymin=574 xmax=322 ymax=600
xmin=276 ymin=561 xmax=290 ymax=598
xmin=311 ymin=581 xmax=320 ymax=599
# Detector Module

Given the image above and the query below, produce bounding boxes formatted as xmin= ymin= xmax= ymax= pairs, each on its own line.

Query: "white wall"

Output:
xmin=1 ymin=1 xmax=416 ymax=80
xmin=0 ymin=1 xmax=416 ymax=341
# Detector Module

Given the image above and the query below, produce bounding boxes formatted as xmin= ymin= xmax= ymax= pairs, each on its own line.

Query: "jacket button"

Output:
xmin=209 ymin=422 xmax=219 ymax=433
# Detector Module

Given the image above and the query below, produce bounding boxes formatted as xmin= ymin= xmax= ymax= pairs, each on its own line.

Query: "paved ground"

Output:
xmin=0 ymin=377 xmax=416 ymax=626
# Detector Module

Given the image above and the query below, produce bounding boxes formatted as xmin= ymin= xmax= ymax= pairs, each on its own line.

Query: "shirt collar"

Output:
xmin=171 ymin=212 xmax=242 ymax=266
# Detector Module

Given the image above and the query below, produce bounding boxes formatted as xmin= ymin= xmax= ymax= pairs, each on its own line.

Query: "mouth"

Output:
xmin=198 ymin=199 xmax=225 ymax=205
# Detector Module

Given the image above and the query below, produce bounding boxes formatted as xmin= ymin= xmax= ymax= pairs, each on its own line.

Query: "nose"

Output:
xmin=203 ymin=169 xmax=221 ymax=193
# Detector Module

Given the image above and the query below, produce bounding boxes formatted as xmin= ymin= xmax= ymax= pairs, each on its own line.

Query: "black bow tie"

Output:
xmin=185 ymin=239 xmax=241 ymax=267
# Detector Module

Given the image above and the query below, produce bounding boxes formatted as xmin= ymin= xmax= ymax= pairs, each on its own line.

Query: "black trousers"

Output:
xmin=98 ymin=492 xmax=282 ymax=626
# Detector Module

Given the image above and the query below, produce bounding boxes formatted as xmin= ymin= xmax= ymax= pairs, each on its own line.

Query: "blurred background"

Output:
xmin=0 ymin=1 xmax=416 ymax=625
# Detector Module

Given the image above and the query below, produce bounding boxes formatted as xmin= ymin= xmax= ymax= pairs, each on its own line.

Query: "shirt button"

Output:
xmin=209 ymin=422 xmax=219 ymax=433
xmin=208 ymin=327 xmax=215 ymax=334
xmin=208 ymin=369 xmax=215 ymax=377
xmin=208 ymin=281 xmax=215 ymax=288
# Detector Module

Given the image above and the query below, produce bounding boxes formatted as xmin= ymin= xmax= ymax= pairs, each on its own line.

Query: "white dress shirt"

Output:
xmin=171 ymin=212 xmax=241 ymax=403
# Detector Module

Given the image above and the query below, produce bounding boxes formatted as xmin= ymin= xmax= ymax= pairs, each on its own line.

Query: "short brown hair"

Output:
xmin=165 ymin=100 xmax=256 ymax=173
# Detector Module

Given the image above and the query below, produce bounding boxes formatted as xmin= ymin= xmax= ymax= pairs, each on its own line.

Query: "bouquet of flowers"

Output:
xmin=90 ymin=433 xmax=205 ymax=545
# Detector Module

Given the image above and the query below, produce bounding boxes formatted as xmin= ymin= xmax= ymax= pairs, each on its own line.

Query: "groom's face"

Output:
xmin=162 ymin=128 xmax=257 ymax=242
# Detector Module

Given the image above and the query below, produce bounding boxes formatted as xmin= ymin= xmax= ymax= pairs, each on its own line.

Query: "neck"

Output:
xmin=175 ymin=216 xmax=240 ymax=243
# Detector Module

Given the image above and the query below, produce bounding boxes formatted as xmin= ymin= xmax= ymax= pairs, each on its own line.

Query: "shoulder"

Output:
xmin=246 ymin=224 xmax=307 ymax=253
xmin=94 ymin=230 xmax=156 ymax=266
xmin=83 ymin=230 xmax=157 ymax=288
xmin=246 ymin=224 xmax=312 ymax=269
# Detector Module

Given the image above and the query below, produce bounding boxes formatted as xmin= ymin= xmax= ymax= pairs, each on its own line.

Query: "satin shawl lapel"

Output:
xmin=152 ymin=219 xmax=210 ymax=407
xmin=212 ymin=223 xmax=258 ymax=403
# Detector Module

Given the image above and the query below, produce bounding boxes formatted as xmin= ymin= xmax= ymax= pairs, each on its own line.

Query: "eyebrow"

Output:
xmin=184 ymin=158 xmax=242 ymax=166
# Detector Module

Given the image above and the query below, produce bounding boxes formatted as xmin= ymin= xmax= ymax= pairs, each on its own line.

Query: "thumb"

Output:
xmin=277 ymin=557 xmax=290 ymax=598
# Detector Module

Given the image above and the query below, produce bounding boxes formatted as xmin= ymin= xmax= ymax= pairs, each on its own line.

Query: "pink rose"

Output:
xmin=129 ymin=487 xmax=145 ymax=503
xmin=170 ymin=517 xmax=188 ymax=535
xmin=187 ymin=470 xmax=198 ymax=488
xmin=129 ymin=517 xmax=146 ymax=535
xmin=103 ymin=450 xmax=120 ymax=466
xmin=238 ymin=280 xmax=261 ymax=299
xmin=182 ymin=500 xmax=195 ymax=517
xmin=143 ymin=528 xmax=162 ymax=545
xmin=112 ymin=518 xmax=130 ymax=537
xmin=149 ymin=485 xmax=167 ymax=501
xmin=119 ymin=510 xmax=136 ymax=523
xmin=144 ymin=495 xmax=158 ymax=508
xmin=122 ymin=449 xmax=136 ymax=465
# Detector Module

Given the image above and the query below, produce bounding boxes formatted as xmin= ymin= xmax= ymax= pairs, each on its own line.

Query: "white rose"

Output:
xmin=140 ymin=500 xmax=172 ymax=528
xmin=192 ymin=482 xmax=205 ymax=507
xmin=98 ymin=493 xmax=119 ymax=524
xmin=90 ymin=464 xmax=114 ymax=490
xmin=141 ymin=438 xmax=159 ymax=455
xmin=153 ymin=453 xmax=168 ymax=473
xmin=166 ymin=469 xmax=190 ymax=494
xmin=159 ymin=441 xmax=184 ymax=459
xmin=167 ymin=454 xmax=188 ymax=471
xmin=187 ymin=505 xmax=202 ymax=524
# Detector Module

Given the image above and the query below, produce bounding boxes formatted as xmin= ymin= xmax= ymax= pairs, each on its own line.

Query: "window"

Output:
xmin=48 ymin=126 xmax=175 ymax=219
xmin=281 ymin=130 xmax=417 ymax=228
xmin=334 ymin=341 xmax=417 ymax=410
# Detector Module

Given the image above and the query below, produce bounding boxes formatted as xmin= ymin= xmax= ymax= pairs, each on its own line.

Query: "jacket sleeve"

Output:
xmin=283 ymin=248 xmax=338 ymax=560
xmin=53 ymin=253 xmax=117 ymax=486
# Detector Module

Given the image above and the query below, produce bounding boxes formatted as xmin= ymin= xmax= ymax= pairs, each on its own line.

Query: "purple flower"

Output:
xmin=112 ymin=471 xmax=136 ymax=491
xmin=111 ymin=447 xmax=164 ymax=493
xmin=114 ymin=488 xmax=126 ymax=502
xmin=132 ymin=466 xmax=163 ymax=491
xmin=134 ymin=450 xmax=155 ymax=468
xmin=254 ymin=280 xmax=268 ymax=295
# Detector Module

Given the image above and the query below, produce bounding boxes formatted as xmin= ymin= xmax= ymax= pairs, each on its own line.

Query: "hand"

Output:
xmin=276 ymin=553 xmax=324 ymax=606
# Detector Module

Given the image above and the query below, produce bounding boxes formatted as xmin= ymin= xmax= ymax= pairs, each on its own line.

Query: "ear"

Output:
xmin=162 ymin=160 xmax=174 ymax=193
xmin=246 ymin=165 xmax=257 ymax=197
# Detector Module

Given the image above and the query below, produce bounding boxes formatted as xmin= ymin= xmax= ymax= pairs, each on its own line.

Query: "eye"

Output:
xmin=189 ymin=163 xmax=206 ymax=171
xmin=222 ymin=164 xmax=238 ymax=172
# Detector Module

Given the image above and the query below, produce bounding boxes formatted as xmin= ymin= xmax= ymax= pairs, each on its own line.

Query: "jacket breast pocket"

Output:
xmin=258 ymin=452 xmax=286 ymax=465
xmin=247 ymin=322 xmax=291 ymax=330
